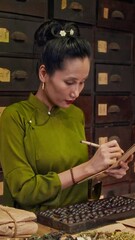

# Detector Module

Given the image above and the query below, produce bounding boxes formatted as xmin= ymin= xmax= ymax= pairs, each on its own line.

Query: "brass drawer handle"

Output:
xmin=111 ymin=10 xmax=125 ymax=20
xmin=110 ymin=74 xmax=121 ymax=83
xmin=108 ymin=105 xmax=120 ymax=114
xmin=11 ymin=32 xmax=27 ymax=42
xmin=109 ymin=135 xmax=120 ymax=144
xmin=108 ymin=42 xmax=120 ymax=51
xmin=69 ymin=2 xmax=83 ymax=11
xmin=12 ymin=70 xmax=28 ymax=80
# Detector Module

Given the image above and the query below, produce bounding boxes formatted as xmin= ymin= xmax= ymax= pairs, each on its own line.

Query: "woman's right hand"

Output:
xmin=86 ymin=140 xmax=124 ymax=175
xmin=59 ymin=140 xmax=124 ymax=188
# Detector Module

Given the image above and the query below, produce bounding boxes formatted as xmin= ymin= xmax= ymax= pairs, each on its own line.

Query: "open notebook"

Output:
xmin=78 ymin=143 xmax=135 ymax=184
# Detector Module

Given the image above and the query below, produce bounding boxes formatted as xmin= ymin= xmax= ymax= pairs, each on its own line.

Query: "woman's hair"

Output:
xmin=34 ymin=20 xmax=92 ymax=75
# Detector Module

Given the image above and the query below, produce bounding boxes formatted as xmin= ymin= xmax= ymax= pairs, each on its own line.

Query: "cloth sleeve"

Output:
xmin=0 ymin=108 xmax=62 ymax=210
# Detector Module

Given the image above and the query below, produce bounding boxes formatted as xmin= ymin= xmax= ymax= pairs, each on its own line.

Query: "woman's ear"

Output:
xmin=38 ymin=64 xmax=48 ymax=83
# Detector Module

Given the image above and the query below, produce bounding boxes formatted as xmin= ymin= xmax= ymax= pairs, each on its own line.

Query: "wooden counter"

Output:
xmin=38 ymin=223 xmax=56 ymax=235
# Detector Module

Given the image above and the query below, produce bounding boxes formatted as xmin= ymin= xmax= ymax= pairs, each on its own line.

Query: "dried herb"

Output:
xmin=76 ymin=231 xmax=135 ymax=240
xmin=29 ymin=231 xmax=135 ymax=240
xmin=29 ymin=231 xmax=64 ymax=240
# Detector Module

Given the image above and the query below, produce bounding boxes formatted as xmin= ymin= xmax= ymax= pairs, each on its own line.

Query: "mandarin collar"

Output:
xmin=28 ymin=93 xmax=60 ymax=116
xmin=27 ymin=93 xmax=60 ymax=126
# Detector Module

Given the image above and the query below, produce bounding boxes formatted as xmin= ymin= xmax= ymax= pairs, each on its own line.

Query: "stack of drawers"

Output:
xmin=94 ymin=28 xmax=133 ymax=151
xmin=0 ymin=0 xmax=48 ymax=202
xmin=0 ymin=0 xmax=48 ymax=112
xmin=95 ymin=0 xmax=134 ymax=197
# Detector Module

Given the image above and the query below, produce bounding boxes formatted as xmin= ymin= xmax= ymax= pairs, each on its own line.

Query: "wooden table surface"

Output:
xmin=38 ymin=223 xmax=56 ymax=235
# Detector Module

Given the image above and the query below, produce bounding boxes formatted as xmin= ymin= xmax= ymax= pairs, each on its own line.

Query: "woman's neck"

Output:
xmin=35 ymin=86 xmax=54 ymax=112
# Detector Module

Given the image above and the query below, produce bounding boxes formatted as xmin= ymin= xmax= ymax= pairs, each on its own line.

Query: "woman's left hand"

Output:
xmin=105 ymin=155 xmax=134 ymax=179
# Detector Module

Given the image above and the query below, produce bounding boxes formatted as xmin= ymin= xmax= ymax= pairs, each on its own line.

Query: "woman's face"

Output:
xmin=40 ymin=57 xmax=90 ymax=110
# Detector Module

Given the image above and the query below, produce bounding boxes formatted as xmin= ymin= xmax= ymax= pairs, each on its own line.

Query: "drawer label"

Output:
xmin=0 ymin=107 xmax=5 ymax=117
xmin=103 ymin=8 xmax=109 ymax=19
xmin=98 ymin=137 xmax=108 ymax=145
xmin=61 ymin=0 xmax=67 ymax=9
xmin=0 ymin=68 xmax=10 ymax=82
xmin=0 ymin=28 xmax=9 ymax=43
xmin=98 ymin=104 xmax=107 ymax=116
xmin=98 ymin=73 xmax=108 ymax=85
xmin=98 ymin=41 xmax=107 ymax=53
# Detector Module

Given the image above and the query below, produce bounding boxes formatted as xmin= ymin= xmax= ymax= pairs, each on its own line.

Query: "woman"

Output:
xmin=0 ymin=20 xmax=131 ymax=212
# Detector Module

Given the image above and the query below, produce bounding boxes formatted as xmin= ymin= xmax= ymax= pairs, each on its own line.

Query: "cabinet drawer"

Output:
xmin=49 ymin=0 xmax=96 ymax=25
xmin=95 ymin=96 xmax=132 ymax=123
xmin=0 ymin=57 xmax=39 ymax=92
xmin=0 ymin=18 xmax=42 ymax=56
xmin=95 ymin=64 xmax=133 ymax=92
xmin=97 ymin=0 xmax=135 ymax=31
xmin=94 ymin=125 xmax=132 ymax=151
xmin=79 ymin=26 xmax=94 ymax=44
xmin=74 ymin=95 xmax=92 ymax=128
xmin=95 ymin=30 xmax=133 ymax=63
xmin=0 ymin=0 xmax=47 ymax=18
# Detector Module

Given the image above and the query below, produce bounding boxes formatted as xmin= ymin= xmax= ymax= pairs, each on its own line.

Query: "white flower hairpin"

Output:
xmin=70 ymin=29 xmax=74 ymax=36
xmin=59 ymin=30 xmax=66 ymax=37
xmin=59 ymin=29 xmax=75 ymax=37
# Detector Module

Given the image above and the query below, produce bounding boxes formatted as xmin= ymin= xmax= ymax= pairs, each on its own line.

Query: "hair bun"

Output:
xmin=34 ymin=20 xmax=80 ymax=47
xmin=64 ymin=22 xmax=80 ymax=37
